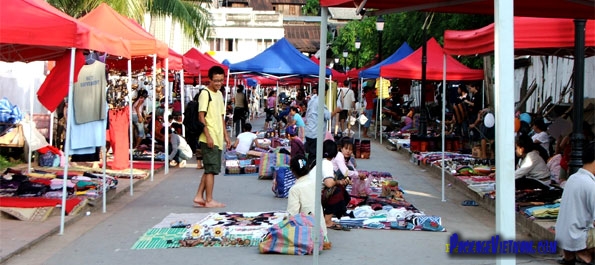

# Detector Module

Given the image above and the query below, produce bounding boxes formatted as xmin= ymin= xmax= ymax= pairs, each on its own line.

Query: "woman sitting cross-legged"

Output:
xmin=286 ymin=154 xmax=331 ymax=250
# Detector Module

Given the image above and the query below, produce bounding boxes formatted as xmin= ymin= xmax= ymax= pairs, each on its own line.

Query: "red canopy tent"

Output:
xmin=183 ymin=48 xmax=228 ymax=78
xmin=380 ymin=38 xmax=483 ymax=80
xmin=79 ymin=3 xmax=168 ymax=58
xmin=444 ymin=17 xmax=595 ymax=56
xmin=309 ymin=56 xmax=347 ymax=82
xmin=0 ymin=0 xmax=136 ymax=234
xmin=319 ymin=0 xmax=594 ymax=19
xmin=0 ymin=0 xmax=130 ymax=62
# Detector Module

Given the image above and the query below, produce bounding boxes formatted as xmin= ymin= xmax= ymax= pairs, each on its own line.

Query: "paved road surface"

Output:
xmin=4 ymin=115 xmax=560 ymax=265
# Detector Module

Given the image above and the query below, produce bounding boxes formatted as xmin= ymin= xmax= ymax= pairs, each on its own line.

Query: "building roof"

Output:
xmin=271 ymin=0 xmax=307 ymax=3
xmin=328 ymin=7 xmax=360 ymax=20
xmin=250 ymin=0 xmax=273 ymax=10
xmin=284 ymin=24 xmax=320 ymax=53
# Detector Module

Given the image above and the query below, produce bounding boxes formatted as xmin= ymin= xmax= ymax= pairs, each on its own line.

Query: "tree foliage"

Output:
xmin=331 ymin=12 xmax=493 ymax=69
xmin=47 ymin=0 xmax=212 ymax=46
xmin=302 ymin=0 xmax=320 ymax=16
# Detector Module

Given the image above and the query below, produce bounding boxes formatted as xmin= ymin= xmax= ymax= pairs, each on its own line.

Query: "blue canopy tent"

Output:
xmin=357 ymin=42 xmax=414 ymax=143
xmin=229 ymin=38 xmax=331 ymax=77
xmin=359 ymin=42 xmax=414 ymax=78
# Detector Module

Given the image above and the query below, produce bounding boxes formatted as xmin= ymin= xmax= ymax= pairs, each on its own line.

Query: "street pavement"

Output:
xmin=3 ymin=115 xmax=561 ymax=265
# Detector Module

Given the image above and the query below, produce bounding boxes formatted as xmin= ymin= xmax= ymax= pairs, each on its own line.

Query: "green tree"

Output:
xmin=48 ymin=0 xmax=212 ymax=46
xmin=302 ymin=0 xmax=320 ymax=16
xmin=331 ymin=12 xmax=492 ymax=69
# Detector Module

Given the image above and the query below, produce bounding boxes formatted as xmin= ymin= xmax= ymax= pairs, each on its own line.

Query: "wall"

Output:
xmin=514 ymin=56 xmax=595 ymax=113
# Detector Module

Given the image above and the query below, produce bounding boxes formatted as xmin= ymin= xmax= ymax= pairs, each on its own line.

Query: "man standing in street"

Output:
xmin=305 ymin=84 xmax=341 ymax=166
xmin=193 ymin=66 xmax=231 ymax=208
xmin=337 ymin=80 xmax=355 ymax=133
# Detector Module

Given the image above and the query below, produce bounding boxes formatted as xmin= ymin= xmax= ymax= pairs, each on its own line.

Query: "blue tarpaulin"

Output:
xmin=229 ymin=38 xmax=330 ymax=77
xmin=359 ymin=42 xmax=414 ymax=79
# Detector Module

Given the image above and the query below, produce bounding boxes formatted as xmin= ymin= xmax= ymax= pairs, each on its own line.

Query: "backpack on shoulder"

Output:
xmin=183 ymin=89 xmax=212 ymax=136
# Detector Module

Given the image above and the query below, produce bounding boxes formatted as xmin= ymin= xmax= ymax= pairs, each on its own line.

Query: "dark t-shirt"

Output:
xmin=290 ymin=138 xmax=305 ymax=158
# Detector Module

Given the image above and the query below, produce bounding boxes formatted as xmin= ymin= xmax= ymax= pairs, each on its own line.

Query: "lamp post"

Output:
xmin=376 ymin=16 xmax=385 ymax=64
xmin=355 ymin=37 xmax=361 ymax=70
xmin=342 ymin=50 xmax=348 ymax=73
xmin=419 ymin=14 xmax=429 ymax=138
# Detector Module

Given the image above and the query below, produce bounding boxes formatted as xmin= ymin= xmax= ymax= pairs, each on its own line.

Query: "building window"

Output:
xmin=257 ymin=39 xmax=275 ymax=51
xmin=215 ymin=39 xmax=222 ymax=51
xmin=226 ymin=39 xmax=234 ymax=52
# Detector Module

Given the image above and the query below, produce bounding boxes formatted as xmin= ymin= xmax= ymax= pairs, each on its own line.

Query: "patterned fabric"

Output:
xmin=258 ymin=152 xmax=291 ymax=179
xmin=259 ymin=213 xmax=324 ymax=255
xmin=273 ymin=166 xmax=296 ymax=198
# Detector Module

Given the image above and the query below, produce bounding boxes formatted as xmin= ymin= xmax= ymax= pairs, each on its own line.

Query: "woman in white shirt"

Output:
xmin=531 ymin=118 xmax=551 ymax=156
xmin=515 ymin=135 xmax=551 ymax=190
xmin=286 ymin=154 xmax=331 ymax=250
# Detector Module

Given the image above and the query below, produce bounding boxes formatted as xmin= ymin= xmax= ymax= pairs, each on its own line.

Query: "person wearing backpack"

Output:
xmin=184 ymin=93 xmax=199 ymax=168
xmin=193 ymin=66 xmax=231 ymax=208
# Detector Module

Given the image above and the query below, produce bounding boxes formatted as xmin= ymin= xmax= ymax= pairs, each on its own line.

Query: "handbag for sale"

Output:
xmin=259 ymin=213 xmax=324 ymax=255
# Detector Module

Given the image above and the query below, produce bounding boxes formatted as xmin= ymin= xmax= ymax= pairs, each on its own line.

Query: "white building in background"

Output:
xmin=148 ymin=4 xmax=286 ymax=64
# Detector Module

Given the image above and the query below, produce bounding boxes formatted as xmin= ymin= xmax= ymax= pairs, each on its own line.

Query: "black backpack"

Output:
xmin=183 ymin=89 xmax=211 ymax=136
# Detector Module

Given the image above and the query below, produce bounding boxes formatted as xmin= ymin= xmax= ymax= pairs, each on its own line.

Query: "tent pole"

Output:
xmin=225 ymin=69 xmax=230 ymax=108
xmin=494 ymin=1 xmax=516 ymax=264
xmin=359 ymin=77 xmax=363 ymax=140
xmin=441 ymin=54 xmax=446 ymax=202
xmin=181 ymin=70 xmax=185 ymax=137
xmin=165 ymin=58 xmax=169 ymax=174
xmin=59 ymin=47 xmax=76 ymax=235
xmin=128 ymin=59 xmax=134 ymax=196
xmin=150 ymin=54 xmax=157 ymax=182
xmin=379 ymin=77 xmax=383 ymax=144
xmin=49 ymin=111 xmax=54 ymax=147
xmin=313 ymin=7 xmax=329 ymax=263
xmin=101 ymin=144 xmax=107 ymax=212
xmin=28 ymin=76 xmax=33 ymax=173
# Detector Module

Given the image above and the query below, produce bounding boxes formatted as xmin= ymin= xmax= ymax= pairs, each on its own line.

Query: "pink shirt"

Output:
xmin=267 ymin=96 xmax=276 ymax=108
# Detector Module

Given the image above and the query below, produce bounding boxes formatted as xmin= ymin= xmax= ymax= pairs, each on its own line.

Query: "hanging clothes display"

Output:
xmin=108 ymin=106 xmax=130 ymax=170
xmin=37 ymin=50 xmax=85 ymax=112
xmin=73 ymin=61 xmax=108 ymax=124
xmin=68 ymin=61 xmax=108 ymax=156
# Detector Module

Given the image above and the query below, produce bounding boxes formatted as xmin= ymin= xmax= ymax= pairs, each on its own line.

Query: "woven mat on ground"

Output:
xmin=127 ymin=161 xmax=165 ymax=170
xmin=132 ymin=211 xmax=289 ymax=249
xmin=0 ymin=197 xmax=87 ymax=221
xmin=42 ymin=165 xmax=148 ymax=179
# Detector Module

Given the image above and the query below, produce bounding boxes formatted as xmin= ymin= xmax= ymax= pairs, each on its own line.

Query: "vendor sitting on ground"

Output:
xmin=286 ymin=154 xmax=331 ymax=250
xmin=332 ymin=138 xmax=359 ymax=180
xmin=320 ymin=140 xmax=352 ymax=231
xmin=514 ymin=134 xmax=551 ymax=191
xmin=163 ymin=128 xmax=192 ymax=168
xmin=286 ymin=125 xmax=305 ymax=159
xmin=400 ymin=109 xmax=415 ymax=133
xmin=231 ymin=123 xmax=258 ymax=159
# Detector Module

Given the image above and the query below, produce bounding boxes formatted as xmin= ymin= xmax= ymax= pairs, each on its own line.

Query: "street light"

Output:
xmin=376 ymin=16 xmax=385 ymax=63
xmin=354 ymin=37 xmax=361 ymax=69
xmin=342 ymin=50 xmax=348 ymax=73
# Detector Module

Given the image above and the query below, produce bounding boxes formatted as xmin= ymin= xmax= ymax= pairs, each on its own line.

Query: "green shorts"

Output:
xmin=200 ymin=142 xmax=222 ymax=175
